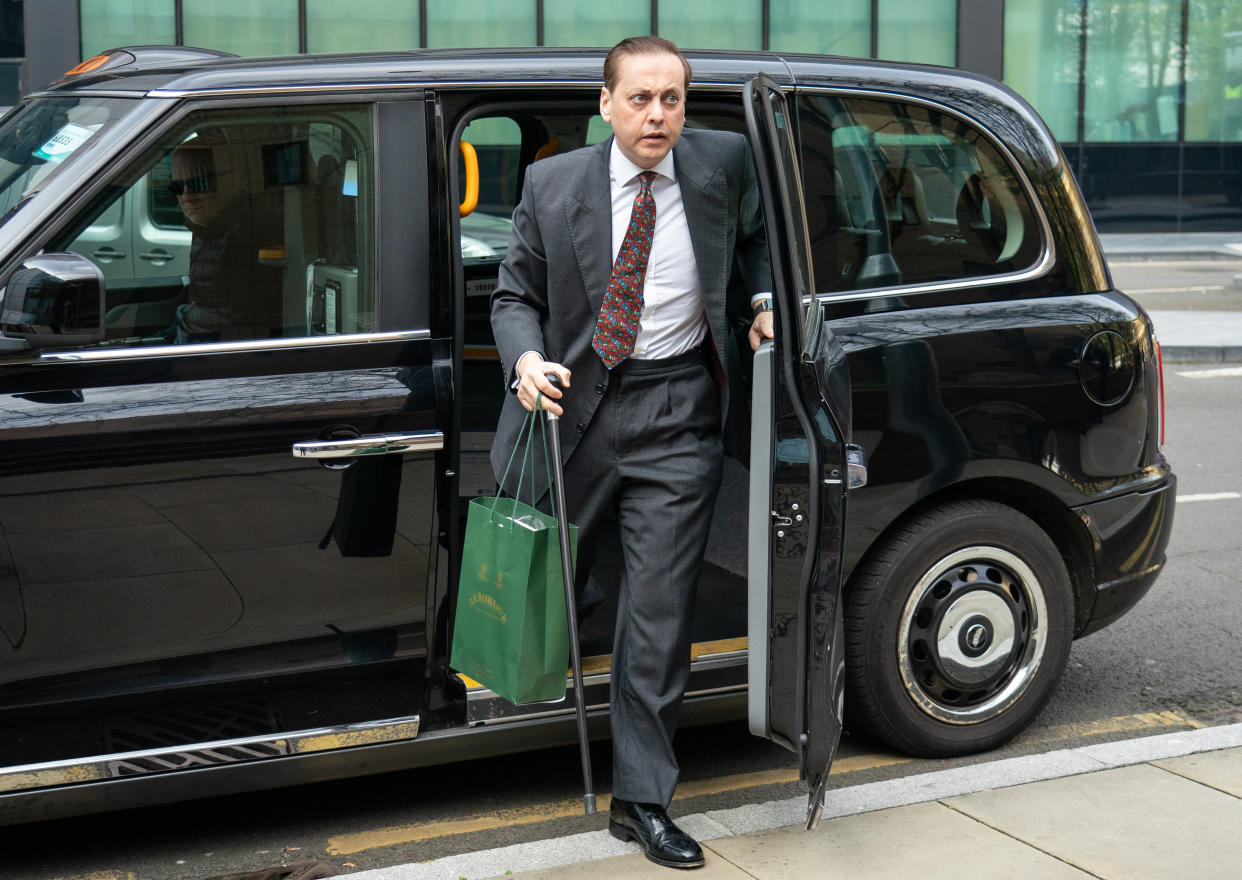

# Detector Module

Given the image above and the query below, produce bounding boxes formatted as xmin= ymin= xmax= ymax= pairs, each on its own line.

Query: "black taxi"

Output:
xmin=0 ymin=45 xmax=1174 ymax=824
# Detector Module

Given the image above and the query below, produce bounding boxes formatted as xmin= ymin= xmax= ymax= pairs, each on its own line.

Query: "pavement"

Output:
xmin=350 ymin=723 xmax=1242 ymax=879
xmin=1103 ymin=232 xmax=1242 ymax=362
xmin=337 ymin=231 xmax=1242 ymax=880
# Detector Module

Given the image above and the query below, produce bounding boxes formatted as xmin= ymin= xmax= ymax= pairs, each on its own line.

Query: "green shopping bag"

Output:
xmin=450 ymin=408 xmax=577 ymax=705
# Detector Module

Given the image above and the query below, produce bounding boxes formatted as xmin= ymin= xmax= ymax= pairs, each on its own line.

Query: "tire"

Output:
xmin=844 ymin=499 xmax=1073 ymax=757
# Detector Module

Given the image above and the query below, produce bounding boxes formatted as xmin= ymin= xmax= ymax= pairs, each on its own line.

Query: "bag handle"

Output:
xmin=492 ymin=402 xmax=554 ymax=520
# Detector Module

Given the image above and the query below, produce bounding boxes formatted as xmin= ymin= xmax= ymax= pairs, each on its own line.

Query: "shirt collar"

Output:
xmin=609 ymin=137 xmax=677 ymax=187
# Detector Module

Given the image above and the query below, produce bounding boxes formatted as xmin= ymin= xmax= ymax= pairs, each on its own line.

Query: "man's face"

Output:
xmin=600 ymin=51 xmax=686 ymax=169
xmin=170 ymin=146 xmax=239 ymax=227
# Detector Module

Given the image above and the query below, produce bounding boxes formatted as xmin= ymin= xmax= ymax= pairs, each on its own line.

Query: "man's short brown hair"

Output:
xmin=603 ymin=36 xmax=692 ymax=94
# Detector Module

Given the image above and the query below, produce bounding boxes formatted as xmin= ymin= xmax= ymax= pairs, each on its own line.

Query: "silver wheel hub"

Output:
xmin=937 ymin=592 xmax=1015 ymax=686
xmin=897 ymin=546 xmax=1048 ymax=724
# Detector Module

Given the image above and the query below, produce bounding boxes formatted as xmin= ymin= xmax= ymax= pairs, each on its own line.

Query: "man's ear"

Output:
xmin=600 ymin=87 xmax=612 ymax=123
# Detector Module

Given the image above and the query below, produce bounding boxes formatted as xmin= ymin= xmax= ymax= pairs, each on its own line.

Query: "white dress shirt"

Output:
xmin=608 ymin=139 xmax=706 ymax=359
xmin=514 ymin=137 xmax=767 ymax=381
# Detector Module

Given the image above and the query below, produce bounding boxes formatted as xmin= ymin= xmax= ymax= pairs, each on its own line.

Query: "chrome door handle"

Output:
xmin=292 ymin=430 xmax=444 ymax=459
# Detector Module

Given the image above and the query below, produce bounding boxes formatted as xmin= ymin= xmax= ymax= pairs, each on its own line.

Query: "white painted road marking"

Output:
xmin=1176 ymin=492 xmax=1241 ymax=503
xmin=1178 ymin=366 xmax=1242 ymax=378
xmin=1129 ymin=285 xmax=1227 ymax=294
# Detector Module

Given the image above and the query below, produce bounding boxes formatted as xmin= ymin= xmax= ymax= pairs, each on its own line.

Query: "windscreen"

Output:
xmin=0 ymin=95 xmax=138 ymax=226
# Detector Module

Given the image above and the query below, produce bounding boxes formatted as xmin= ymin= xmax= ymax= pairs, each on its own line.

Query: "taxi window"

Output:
xmin=459 ymin=116 xmax=521 ymax=266
xmin=797 ymin=94 xmax=1043 ymax=295
xmin=0 ymin=96 xmax=138 ymax=227
xmin=48 ymin=103 xmax=375 ymax=347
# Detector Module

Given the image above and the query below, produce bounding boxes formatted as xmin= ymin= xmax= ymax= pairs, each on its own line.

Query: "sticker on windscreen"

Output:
xmin=33 ymin=122 xmax=98 ymax=163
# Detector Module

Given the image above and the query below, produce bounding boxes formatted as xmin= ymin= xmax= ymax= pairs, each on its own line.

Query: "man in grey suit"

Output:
xmin=490 ymin=36 xmax=772 ymax=869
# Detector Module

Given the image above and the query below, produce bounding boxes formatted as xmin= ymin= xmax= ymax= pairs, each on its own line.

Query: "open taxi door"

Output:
xmin=743 ymin=74 xmax=860 ymax=829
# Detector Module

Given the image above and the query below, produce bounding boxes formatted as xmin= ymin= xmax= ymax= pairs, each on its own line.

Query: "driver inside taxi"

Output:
xmin=165 ymin=138 xmax=283 ymax=343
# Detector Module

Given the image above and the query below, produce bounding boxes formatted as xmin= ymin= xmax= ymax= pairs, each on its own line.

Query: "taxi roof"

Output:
xmin=37 ymin=45 xmax=1001 ymax=102
xmin=35 ymin=45 xmax=1046 ymax=169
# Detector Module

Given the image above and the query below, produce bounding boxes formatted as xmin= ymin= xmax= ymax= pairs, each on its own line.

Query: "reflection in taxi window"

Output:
xmin=798 ymin=95 xmax=1042 ymax=294
xmin=50 ymin=104 xmax=375 ymax=347
xmin=0 ymin=96 xmax=138 ymax=223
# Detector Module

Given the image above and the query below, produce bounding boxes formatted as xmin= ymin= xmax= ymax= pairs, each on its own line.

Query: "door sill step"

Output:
xmin=456 ymin=637 xmax=748 ymax=725
xmin=0 ymin=715 xmax=420 ymax=795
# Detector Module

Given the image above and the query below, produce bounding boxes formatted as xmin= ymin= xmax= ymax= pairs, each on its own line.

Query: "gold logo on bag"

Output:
xmin=469 ymin=591 xmax=507 ymax=624
xmin=476 ymin=563 xmax=504 ymax=590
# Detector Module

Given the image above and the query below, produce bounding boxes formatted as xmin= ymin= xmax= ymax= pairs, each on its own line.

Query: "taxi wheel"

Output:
xmin=844 ymin=499 xmax=1073 ymax=757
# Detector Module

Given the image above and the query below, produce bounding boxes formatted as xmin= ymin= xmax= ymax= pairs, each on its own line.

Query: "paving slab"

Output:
xmin=1148 ymin=309 xmax=1242 ymax=347
xmin=1153 ymin=746 xmax=1242 ymax=798
xmin=702 ymin=801 xmax=1090 ymax=880
xmin=9 ymin=522 xmax=213 ymax=584
xmin=0 ymin=487 xmax=162 ymax=534
xmin=1101 ymin=232 xmax=1242 ymax=261
xmin=945 ymin=763 xmax=1242 ymax=880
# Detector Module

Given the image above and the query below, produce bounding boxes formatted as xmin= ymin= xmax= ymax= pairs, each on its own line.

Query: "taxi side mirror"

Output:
xmin=0 ymin=253 xmax=105 ymax=351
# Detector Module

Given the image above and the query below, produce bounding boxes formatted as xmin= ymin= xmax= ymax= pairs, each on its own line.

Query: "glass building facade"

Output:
xmin=14 ymin=1 xmax=1242 ymax=231
xmin=1004 ymin=0 xmax=1242 ymax=231
xmin=74 ymin=0 xmax=962 ymax=58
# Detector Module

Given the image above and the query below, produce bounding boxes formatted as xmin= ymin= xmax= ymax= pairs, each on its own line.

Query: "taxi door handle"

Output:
xmin=91 ymin=246 xmax=126 ymax=262
xmin=292 ymin=430 xmax=444 ymax=460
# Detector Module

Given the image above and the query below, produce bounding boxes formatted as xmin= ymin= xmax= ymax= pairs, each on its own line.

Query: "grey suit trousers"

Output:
xmin=554 ymin=349 xmax=723 ymax=807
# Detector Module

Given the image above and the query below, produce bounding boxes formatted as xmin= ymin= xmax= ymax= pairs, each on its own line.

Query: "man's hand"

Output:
xmin=748 ymin=308 xmax=774 ymax=351
xmin=515 ymin=351 xmax=571 ymax=415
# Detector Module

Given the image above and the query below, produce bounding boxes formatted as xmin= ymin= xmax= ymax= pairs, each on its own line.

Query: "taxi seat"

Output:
xmin=954 ymin=172 xmax=1008 ymax=271
xmin=303 ymin=146 xmax=368 ymax=334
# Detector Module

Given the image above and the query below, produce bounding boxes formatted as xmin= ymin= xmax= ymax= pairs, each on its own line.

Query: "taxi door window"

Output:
xmin=459 ymin=115 xmax=521 ymax=273
xmin=51 ymin=103 xmax=375 ymax=347
xmin=796 ymin=94 xmax=1042 ymax=295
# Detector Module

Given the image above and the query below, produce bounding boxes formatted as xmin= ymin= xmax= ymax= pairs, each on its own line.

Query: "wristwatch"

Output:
xmin=754 ymin=297 xmax=774 ymax=313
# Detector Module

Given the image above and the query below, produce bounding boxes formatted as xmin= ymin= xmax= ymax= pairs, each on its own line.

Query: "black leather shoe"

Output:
xmin=609 ymin=797 xmax=705 ymax=869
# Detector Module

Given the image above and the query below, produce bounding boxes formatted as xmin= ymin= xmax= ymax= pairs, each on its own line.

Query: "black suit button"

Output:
xmin=595 ymin=383 xmax=605 ymax=394
xmin=576 ymin=423 xmax=585 ymax=433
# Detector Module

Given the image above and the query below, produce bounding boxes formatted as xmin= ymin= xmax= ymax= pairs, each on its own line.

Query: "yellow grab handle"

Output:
xmin=459 ymin=140 xmax=479 ymax=218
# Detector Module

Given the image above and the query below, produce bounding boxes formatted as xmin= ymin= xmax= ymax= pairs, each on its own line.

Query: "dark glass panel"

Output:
xmin=1079 ymin=143 xmax=1179 ymax=232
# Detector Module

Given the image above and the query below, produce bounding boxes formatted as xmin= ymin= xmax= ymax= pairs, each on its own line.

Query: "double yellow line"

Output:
xmin=325 ymin=751 xmax=911 ymax=855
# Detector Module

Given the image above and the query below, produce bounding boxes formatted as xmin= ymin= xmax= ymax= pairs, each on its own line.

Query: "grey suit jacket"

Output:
xmin=489 ymin=128 xmax=770 ymax=497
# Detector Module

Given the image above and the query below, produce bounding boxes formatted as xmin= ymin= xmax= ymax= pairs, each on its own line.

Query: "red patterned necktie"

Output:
xmin=592 ymin=170 xmax=657 ymax=369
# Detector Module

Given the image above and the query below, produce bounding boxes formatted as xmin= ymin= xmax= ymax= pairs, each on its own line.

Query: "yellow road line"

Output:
xmin=326 ymin=797 xmax=608 ymax=855
xmin=325 ymin=749 xmax=907 ymax=856
xmin=830 ymin=751 xmax=912 ymax=775
xmin=1023 ymin=709 xmax=1205 ymax=746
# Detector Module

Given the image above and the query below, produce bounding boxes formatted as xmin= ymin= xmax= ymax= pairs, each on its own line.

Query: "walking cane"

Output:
xmin=543 ymin=373 xmax=597 ymax=815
